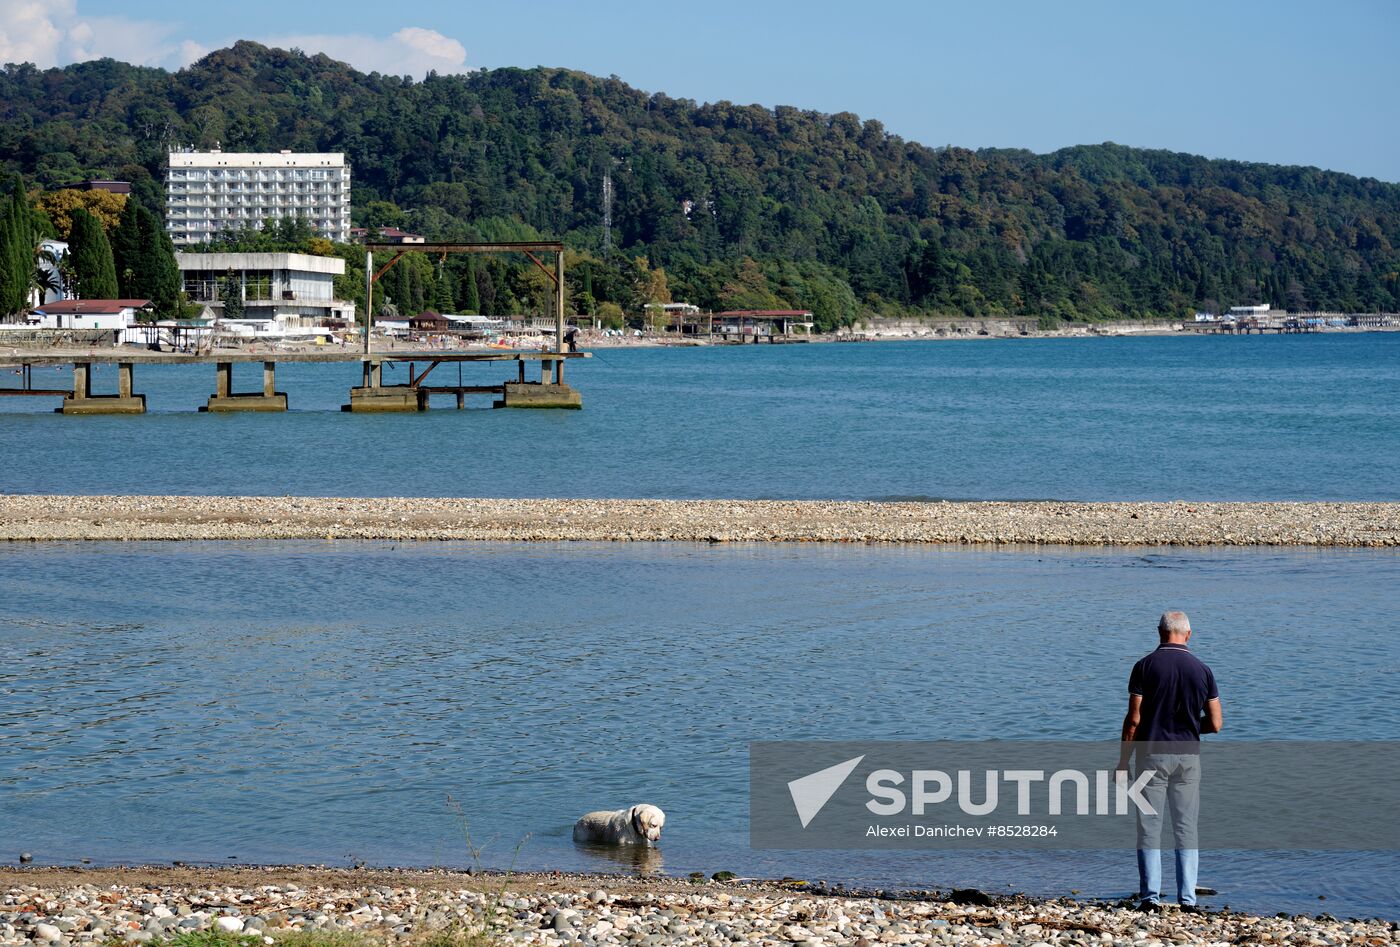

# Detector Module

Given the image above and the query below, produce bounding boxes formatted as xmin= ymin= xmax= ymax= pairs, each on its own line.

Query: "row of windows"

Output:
xmin=168 ymin=168 xmax=347 ymax=182
xmin=169 ymin=184 xmax=346 ymax=194
xmin=168 ymin=221 xmax=349 ymax=234
xmin=167 ymin=203 xmax=350 ymax=213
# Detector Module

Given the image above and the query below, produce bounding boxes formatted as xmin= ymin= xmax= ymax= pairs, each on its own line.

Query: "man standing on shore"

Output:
xmin=1117 ymin=610 xmax=1223 ymax=912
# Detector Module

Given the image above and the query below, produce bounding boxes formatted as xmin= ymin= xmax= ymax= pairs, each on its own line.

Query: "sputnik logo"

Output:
xmin=787 ymin=755 xmax=865 ymax=828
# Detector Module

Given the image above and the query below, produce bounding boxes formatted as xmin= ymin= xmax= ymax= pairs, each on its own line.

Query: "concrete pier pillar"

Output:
xmin=203 ymin=360 xmax=287 ymax=412
xmin=495 ymin=381 xmax=582 ymax=409
xmin=518 ymin=360 xmax=526 ymax=383
xmin=343 ymin=385 xmax=424 ymax=412
xmin=61 ymin=361 xmax=145 ymax=414
xmin=540 ymin=360 xmax=551 ymax=383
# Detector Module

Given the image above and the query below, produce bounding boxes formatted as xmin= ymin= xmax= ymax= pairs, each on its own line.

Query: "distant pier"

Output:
xmin=0 ymin=350 xmax=588 ymax=414
xmin=1182 ymin=317 xmax=1322 ymax=335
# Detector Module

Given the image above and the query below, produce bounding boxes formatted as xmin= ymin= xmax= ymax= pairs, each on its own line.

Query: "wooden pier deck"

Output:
xmin=0 ymin=350 xmax=589 ymax=414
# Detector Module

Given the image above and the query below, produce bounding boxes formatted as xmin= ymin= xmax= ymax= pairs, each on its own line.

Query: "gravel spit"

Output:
xmin=0 ymin=495 xmax=1396 ymax=546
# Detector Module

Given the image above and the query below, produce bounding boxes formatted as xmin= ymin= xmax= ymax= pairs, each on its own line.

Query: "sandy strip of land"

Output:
xmin=0 ymin=495 xmax=1397 ymax=546
xmin=0 ymin=866 xmax=1392 ymax=946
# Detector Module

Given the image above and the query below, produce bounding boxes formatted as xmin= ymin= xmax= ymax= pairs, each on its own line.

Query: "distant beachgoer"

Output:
xmin=565 ymin=326 xmax=579 ymax=352
xmin=1116 ymin=610 xmax=1223 ymax=912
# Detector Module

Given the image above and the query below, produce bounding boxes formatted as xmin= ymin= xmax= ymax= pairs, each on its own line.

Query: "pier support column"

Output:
xmin=60 ymin=361 xmax=146 ymax=414
xmin=495 ymin=381 xmax=582 ymax=409
xmin=344 ymin=359 xmax=419 ymax=411
xmin=203 ymin=360 xmax=288 ymax=412
xmin=518 ymin=360 xmax=526 ymax=383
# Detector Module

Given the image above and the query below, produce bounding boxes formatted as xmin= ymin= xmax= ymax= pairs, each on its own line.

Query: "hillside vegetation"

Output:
xmin=2 ymin=42 xmax=1398 ymax=328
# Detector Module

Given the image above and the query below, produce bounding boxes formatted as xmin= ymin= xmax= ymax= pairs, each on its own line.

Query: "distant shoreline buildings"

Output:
xmin=165 ymin=149 xmax=351 ymax=245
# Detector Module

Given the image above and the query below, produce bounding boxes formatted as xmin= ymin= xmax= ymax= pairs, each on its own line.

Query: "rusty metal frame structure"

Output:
xmin=363 ymin=242 xmax=566 ymax=362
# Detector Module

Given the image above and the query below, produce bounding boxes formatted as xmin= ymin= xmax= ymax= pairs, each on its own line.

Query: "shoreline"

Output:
xmin=0 ymin=866 xmax=1392 ymax=946
xmin=1 ymin=495 xmax=1398 ymax=546
xmin=4 ymin=321 xmax=1398 ymax=364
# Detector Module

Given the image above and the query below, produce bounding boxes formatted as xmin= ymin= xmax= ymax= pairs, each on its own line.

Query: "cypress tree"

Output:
xmin=0 ymin=177 xmax=35 ymax=314
xmin=144 ymin=207 xmax=182 ymax=317
xmin=0 ymin=194 xmax=18 ymax=314
xmin=407 ymin=262 xmax=424 ymax=313
xmin=110 ymin=199 xmax=179 ymax=314
xmin=433 ymin=267 xmax=455 ymax=312
xmin=111 ymin=197 xmax=142 ymax=297
xmin=68 ymin=208 xmax=119 ymax=300
xmin=462 ymin=256 xmax=480 ymax=313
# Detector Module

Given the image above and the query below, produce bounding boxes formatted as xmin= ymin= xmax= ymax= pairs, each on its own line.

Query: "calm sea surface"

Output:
xmin=2 ymin=542 xmax=1398 ymax=917
xmin=3 ymin=333 xmax=1400 ymax=500
xmin=3 ymin=337 xmax=1398 ymax=916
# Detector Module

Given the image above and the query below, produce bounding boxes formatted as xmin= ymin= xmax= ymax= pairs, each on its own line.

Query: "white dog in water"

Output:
xmin=572 ymin=804 xmax=666 ymax=845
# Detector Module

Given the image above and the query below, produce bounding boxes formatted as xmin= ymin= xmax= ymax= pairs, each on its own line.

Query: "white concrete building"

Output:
xmin=23 ymin=299 xmax=152 ymax=341
xmin=166 ymin=150 xmax=351 ymax=245
xmin=175 ymin=252 xmax=355 ymax=326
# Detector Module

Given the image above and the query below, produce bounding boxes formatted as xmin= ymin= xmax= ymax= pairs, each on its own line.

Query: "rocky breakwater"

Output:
xmin=1 ymin=495 xmax=1399 ymax=547
xmin=0 ymin=871 xmax=1395 ymax=947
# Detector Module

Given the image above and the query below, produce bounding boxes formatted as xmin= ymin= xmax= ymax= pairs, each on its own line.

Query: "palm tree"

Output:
xmin=31 ymin=247 xmax=62 ymax=305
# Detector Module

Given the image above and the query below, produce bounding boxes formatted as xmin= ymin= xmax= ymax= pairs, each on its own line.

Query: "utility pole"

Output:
xmin=364 ymin=250 xmax=372 ymax=356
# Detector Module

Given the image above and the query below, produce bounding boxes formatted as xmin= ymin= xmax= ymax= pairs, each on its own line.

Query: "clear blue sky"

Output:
xmin=15 ymin=0 xmax=1400 ymax=181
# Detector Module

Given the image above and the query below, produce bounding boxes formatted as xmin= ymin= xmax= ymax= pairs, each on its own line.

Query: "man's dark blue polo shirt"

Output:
xmin=1128 ymin=643 xmax=1218 ymax=748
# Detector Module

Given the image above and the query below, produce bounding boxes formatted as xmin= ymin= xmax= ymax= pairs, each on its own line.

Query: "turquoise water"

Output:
xmin=2 ymin=541 xmax=1397 ymax=917
xmin=3 ymin=333 xmax=1400 ymax=500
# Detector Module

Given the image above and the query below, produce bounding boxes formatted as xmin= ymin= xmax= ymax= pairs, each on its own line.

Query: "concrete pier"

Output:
xmin=6 ymin=349 xmax=587 ymax=414
xmin=342 ymin=353 xmax=583 ymax=412
xmin=496 ymin=382 xmax=583 ymax=409
xmin=59 ymin=362 xmax=145 ymax=414
xmin=203 ymin=361 xmax=288 ymax=412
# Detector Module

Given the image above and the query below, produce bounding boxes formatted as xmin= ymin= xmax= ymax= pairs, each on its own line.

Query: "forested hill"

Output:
xmin=3 ymin=41 xmax=1399 ymax=327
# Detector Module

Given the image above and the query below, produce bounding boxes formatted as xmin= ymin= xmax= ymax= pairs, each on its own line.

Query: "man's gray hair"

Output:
xmin=1159 ymin=610 xmax=1192 ymax=637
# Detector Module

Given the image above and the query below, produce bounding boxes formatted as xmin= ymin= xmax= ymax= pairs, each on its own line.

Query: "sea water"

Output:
xmin=2 ymin=541 xmax=1397 ymax=917
xmin=4 ymin=334 xmax=1400 ymax=501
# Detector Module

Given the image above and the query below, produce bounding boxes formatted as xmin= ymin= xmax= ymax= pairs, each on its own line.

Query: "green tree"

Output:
xmin=111 ymin=198 xmax=142 ymax=296
xmin=0 ymin=177 xmax=37 ymax=313
xmin=219 ymin=275 xmax=245 ymax=318
xmin=433 ymin=266 xmax=455 ymax=312
xmin=68 ymin=208 xmax=119 ymax=300
xmin=113 ymin=199 xmax=183 ymax=316
xmin=462 ymin=256 xmax=480 ymax=313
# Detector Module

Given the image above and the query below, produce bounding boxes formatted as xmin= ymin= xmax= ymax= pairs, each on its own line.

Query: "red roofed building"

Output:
xmin=27 ymin=299 xmax=153 ymax=339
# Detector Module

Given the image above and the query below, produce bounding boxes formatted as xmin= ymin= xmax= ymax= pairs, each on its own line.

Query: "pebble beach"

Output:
xmin=1 ymin=495 xmax=1398 ymax=546
xmin=1 ymin=868 xmax=1393 ymax=947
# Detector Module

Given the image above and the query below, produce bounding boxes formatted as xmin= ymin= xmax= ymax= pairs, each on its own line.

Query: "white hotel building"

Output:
xmin=165 ymin=150 xmax=352 ymax=245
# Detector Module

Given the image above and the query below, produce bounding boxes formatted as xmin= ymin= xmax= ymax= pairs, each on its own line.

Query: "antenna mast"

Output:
xmin=602 ymin=171 xmax=613 ymax=257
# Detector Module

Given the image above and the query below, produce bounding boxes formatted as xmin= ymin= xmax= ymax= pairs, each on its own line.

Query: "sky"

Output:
xmin=2 ymin=0 xmax=1397 ymax=181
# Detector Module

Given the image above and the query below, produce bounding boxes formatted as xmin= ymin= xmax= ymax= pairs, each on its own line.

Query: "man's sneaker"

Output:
xmin=1135 ymin=900 xmax=1162 ymax=913
xmin=1180 ymin=905 xmax=1206 ymax=915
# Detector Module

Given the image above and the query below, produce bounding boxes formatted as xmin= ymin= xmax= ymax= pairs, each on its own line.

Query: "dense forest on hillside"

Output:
xmin=2 ymin=42 xmax=1398 ymax=327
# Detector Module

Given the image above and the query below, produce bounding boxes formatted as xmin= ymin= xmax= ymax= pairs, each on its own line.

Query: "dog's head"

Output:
xmin=629 ymin=804 xmax=665 ymax=843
